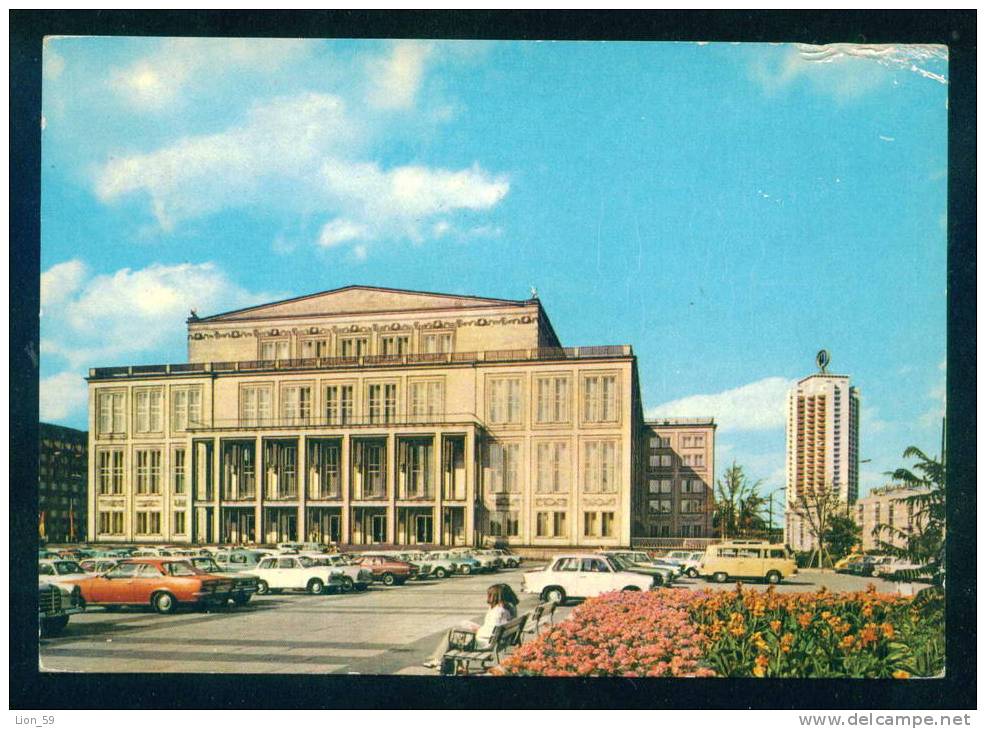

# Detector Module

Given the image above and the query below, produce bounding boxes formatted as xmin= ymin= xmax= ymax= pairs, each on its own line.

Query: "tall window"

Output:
xmin=582 ymin=374 xmax=619 ymax=423
xmin=421 ymin=332 xmax=453 ymax=354
xmin=97 ymin=449 xmax=124 ymax=495
xmin=172 ymin=387 xmax=202 ymax=431
xmin=601 ymin=512 xmax=615 ymax=537
xmin=261 ymin=339 xmax=290 ymax=360
xmin=300 ymin=339 xmax=329 ymax=358
xmin=681 ymin=499 xmax=703 ymax=514
xmin=490 ymin=511 xmax=520 ymax=537
xmin=488 ymin=378 xmax=523 ymax=425
xmin=97 ymin=391 xmax=126 ymax=435
xmin=487 ymin=442 xmax=520 ymax=493
xmin=535 ymin=376 xmax=570 ymax=424
xmin=324 ymin=384 xmax=354 ymax=425
xmin=135 ymin=511 xmax=162 ymax=535
xmin=307 ymin=440 xmax=341 ymax=499
xmin=134 ymin=389 xmax=163 ymax=433
xmin=648 ymin=499 xmax=672 ymax=515
xmin=409 ymin=380 xmax=443 ymax=421
xmin=380 ymin=335 xmax=410 ymax=356
xmin=584 ymin=512 xmax=616 ymax=538
xmin=280 ymin=384 xmax=313 ymax=424
xmin=352 ymin=440 xmax=386 ymax=499
xmin=135 ymin=449 xmax=162 ymax=495
xmin=535 ymin=441 xmax=570 ymax=493
xmin=536 ymin=511 xmax=567 ymax=538
xmin=172 ymin=448 xmax=186 ymax=494
xmin=264 ymin=440 xmax=298 ymax=499
xmin=222 ymin=441 xmax=256 ymax=500
xmin=339 ymin=337 xmax=368 ymax=358
xmin=240 ymin=385 xmax=272 ymax=426
xmin=398 ymin=439 xmax=433 ymax=499
xmin=98 ymin=511 xmax=124 ymax=535
xmin=173 ymin=511 xmax=187 ymax=535
xmin=367 ymin=383 xmax=397 ymax=424
xmin=583 ymin=440 xmax=618 ymax=493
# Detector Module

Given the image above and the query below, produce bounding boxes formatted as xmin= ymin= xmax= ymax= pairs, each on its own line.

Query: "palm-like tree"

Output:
xmin=713 ymin=462 xmax=767 ymax=538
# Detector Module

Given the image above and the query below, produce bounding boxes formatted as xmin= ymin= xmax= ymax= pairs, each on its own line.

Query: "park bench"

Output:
xmin=440 ymin=614 xmax=528 ymax=675
xmin=520 ymin=600 xmax=556 ymax=642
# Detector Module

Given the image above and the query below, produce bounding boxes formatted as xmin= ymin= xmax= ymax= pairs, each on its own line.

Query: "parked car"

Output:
xmin=39 ymin=580 xmax=85 ymax=637
xmin=600 ymin=550 xmax=677 ymax=582
xmin=300 ymin=554 xmax=374 ymax=592
xmin=489 ymin=548 xmax=523 ymax=568
xmin=448 ymin=549 xmax=498 ymax=572
xmin=431 ymin=550 xmax=482 ymax=575
xmin=350 ymin=554 xmax=418 ymax=586
xmin=214 ymin=549 xmax=269 ymax=572
xmin=850 ymin=555 xmax=895 ymax=577
xmin=366 ymin=551 xmax=436 ymax=580
xmin=698 ymin=541 xmax=798 ymax=584
xmin=599 ymin=551 xmax=676 ymax=586
xmin=38 ymin=559 xmax=89 ymax=586
xmin=521 ymin=554 xmax=657 ymax=604
xmin=243 ymin=555 xmax=345 ymax=595
xmin=873 ymin=559 xmax=927 ymax=580
xmin=834 ymin=553 xmax=866 ymax=573
xmin=73 ymin=558 xmax=234 ymax=614
xmin=188 ymin=557 xmax=260 ymax=605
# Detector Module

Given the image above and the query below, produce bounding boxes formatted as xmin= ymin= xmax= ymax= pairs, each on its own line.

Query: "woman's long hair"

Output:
xmin=487 ymin=583 xmax=520 ymax=618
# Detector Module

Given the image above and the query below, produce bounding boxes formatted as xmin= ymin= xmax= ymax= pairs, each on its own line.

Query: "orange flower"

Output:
xmin=753 ymin=654 xmax=769 ymax=678
xmin=840 ymin=635 xmax=855 ymax=650
xmin=797 ymin=612 xmax=813 ymax=629
xmin=769 ymin=620 xmax=782 ymax=633
xmin=893 ymin=670 xmax=911 ymax=679
xmin=881 ymin=623 xmax=895 ymax=640
xmin=861 ymin=604 xmax=874 ymax=618
xmin=780 ymin=633 xmax=795 ymax=653
xmin=859 ymin=623 xmax=879 ymax=646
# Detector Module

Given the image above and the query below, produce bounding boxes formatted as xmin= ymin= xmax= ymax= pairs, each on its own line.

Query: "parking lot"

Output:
xmin=40 ymin=566 xmax=907 ymax=675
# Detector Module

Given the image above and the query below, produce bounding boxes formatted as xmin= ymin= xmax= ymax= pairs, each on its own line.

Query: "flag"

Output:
xmin=39 ymin=510 xmax=46 ymax=540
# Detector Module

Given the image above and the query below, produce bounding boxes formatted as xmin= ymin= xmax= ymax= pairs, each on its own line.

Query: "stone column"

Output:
xmin=340 ymin=433 xmax=351 ymax=544
xmin=297 ymin=434 xmax=307 ymax=542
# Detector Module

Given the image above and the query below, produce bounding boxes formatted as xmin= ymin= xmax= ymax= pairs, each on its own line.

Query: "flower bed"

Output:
xmin=495 ymin=585 xmax=944 ymax=678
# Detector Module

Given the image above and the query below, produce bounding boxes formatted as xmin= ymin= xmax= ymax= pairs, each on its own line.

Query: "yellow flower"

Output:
xmin=753 ymin=654 xmax=769 ymax=678
xmin=892 ymin=670 xmax=910 ymax=679
xmin=881 ymin=623 xmax=895 ymax=640
xmin=840 ymin=635 xmax=855 ymax=650
xmin=780 ymin=633 xmax=795 ymax=653
xmin=769 ymin=620 xmax=782 ymax=633
xmin=797 ymin=612 xmax=813 ymax=629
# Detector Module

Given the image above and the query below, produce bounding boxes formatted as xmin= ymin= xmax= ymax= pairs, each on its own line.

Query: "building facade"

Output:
xmin=634 ymin=419 xmax=716 ymax=538
xmin=784 ymin=366 xmax=860 ymax=551
xmin=87 ymin=285 xmax=653 ymax=548
xmin=40 ymin=422 xmax=88 ymax=543
xmin=855 ymin=484 xmax=929 ymax=552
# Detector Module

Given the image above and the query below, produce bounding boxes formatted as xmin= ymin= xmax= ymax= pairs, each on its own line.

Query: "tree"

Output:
xmin=713 ymin=462 xmax=767 ymax=538
xmin=788 ymin=484 xmax=847 ymax=568
xmin=823 ymin=514 xmax=861 ymax=561
xmin=874 ymin=446 xmax=946 ymax=581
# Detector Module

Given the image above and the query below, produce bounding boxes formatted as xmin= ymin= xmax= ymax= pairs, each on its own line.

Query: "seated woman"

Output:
xmin=423 ymin=583 xmax=519 ymax=670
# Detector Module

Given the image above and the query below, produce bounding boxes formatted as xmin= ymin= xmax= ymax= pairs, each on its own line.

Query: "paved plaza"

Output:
xmin=39 ymin=567 xmax=907 ymax=675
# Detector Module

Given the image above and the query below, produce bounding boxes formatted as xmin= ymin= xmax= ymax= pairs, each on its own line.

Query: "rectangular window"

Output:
xmin=601 ymin=512 xmax=615 ymax=537
xmin=583 ymin=374 xmax=619 ymax=423
xmin=535 ymin=441 xmax=570 ymax=493
xmin=582 ymin=440 xmax=618 ymax=493
xmin=487 ymin=442 xmax=521 ymax=493
xmin=352 ymin=440 xmax=387 ymax=499
xmin=261 ymin=340 xmax=290 ymax=360
xmin=98 ymin=391 xmax=126 ymax=435
xmin=98 ymin=511 xmax=124 ymax=535
xmin=648 ymin=499 xmax=672 ymax=515
xmin=693 ymin=453 xmax=705 ymax=467
xmin=307 ymin=439 xmax=341 ymax=499
xmin=134 ymin=389 xmax=163 ymax=433
xmin=583 ymin=512 xmax=598 ymax=537
xmin=398 ymin=439 xmax=434 ymax=499
xmin=264 ymin=440 xmax=298 ymax=500
xmin=535 ymin=376 xmax=570 ymax=424
xmin=694 ymin=435 xmax=705 ymax=447
xmin=489 ymin=511 xmax=520 ymax=538
xmin=488 ymin=378 xmax=523 ymax=425
xmin=536 ymin=511 xmax=568 ymax=538
xmin=421 ymin=332 xmax=453 ymax=354
xmin=135 ymin=449 xmax=162 ymax=495
xmin=172 ymin=387 xmax=202 ymax=431
xmin=680 ymin=435 xmax=693 ymax=448
xmin=367 ymin=383 xmax=397 ymax=424
xmin=240 ymin=385 xmax=272 ymax=426
xmin=97 ymin=449 xmax=124 ymax=495
xmin=172 ymin=448 xmax=186 ymax=494
xmin=380 ymin=335 xmax=410 ymax=356
xmin=280 ymin=384 xmax=313 ymax=424
xmin=173 ymin=511 xmax=187 ymax=535
xmin=409 ymin=380 xmax=444 ymax=420
xmin=324 ymin=384 xmax=354 ymax=425
xmin=134 ymin=511 xmax=162 ymax=536
xmin=300 ymin=339 xmax=329 ymax=358
xmin=339 ymin=337 xmax=368 ymax=358
xmin=222 ymin=441 xmax=256 ymax=500
xmin=660 ymin=454 xmax=673 ymax=467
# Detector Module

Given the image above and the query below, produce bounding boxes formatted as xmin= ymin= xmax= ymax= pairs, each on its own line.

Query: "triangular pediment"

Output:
xmin=199 ymin=285 xmax=526 ymax=322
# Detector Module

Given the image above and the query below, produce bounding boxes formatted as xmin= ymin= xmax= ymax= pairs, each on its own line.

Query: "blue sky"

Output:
xmin=39 ymin=38 xmax=948 ymax=495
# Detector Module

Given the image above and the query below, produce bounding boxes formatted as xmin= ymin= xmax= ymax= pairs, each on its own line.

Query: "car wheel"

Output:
xmin=307 ymin=578 xmax=325 ymax=595
xmin=509 ymin=559 xmax=519 ymax=568
xmin=152 ymin=591 xmax=177 ymax=614
xmin=713 ymin=572 xmax=728 ymax=584
xmin=434 ymin=567 xmax=448 ymax=579
xmin=543 ymin=586 xmax=566 ymax=605
xmin=339 ymin=576 xmax=354 ymax=593
xmin=40 ymin=615 xmax=69 ymax=637
xmin=765 ymin=571 xmax=781 ymax=585
xmin=232 ymin=594 xmax=251 ymax=606
xmin=382 ymin=572 xmax=396 ymax=586
xmin=354 ymin=582 xmax=369 ymax=592
xmin=622 ymin=585 xmax=641 ymax=592
xmin=255 ymin=580 xmax=270 ymax=595
xmin=460 ymin=565 xmax=472 ymax=575
xmin=686 ymin=568 xmax=699 ymax=578
xmin=653 ymin=574 xmax=665 ymax=587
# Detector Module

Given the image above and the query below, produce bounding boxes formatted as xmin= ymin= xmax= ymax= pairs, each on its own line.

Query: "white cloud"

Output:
xmin=41 ymin=260 xmax=273 ymax=368
xmin=861 ymin=405 xmax=890 ymax=434
xmin=366 ymin=41 xmax=434 ymax=110
xmin=647 ymin=376 xmax=794 ymax=432
xmin=39 ymin=371 xmax=88 ymax=421
xmin=43 ymin=44 xmax=65 ymax=80
xmin=108 ymin=38 xmax=311 ymax=111
xmin=95 ymin=91 xmax=509 ymax=250
xmin=40 ymin=259 xmax=87 ymax=310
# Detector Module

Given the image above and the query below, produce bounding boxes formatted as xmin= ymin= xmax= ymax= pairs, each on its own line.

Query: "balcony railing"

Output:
xmin=88 ymin=344 xmax=634 ymax=379
xmin=186 ymin=412 xmax=484 ymax=432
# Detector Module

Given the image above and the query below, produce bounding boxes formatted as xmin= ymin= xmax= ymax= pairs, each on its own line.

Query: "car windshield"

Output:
xmin=55 ymin=561 xmax=85 ymax=575
xmin=166 ymin=561 xmax=201 ymax=576
xmin=298 ymin=556 xmax=316 ymax=568
xmin=191 ymin=558 xmax=220 ymax=572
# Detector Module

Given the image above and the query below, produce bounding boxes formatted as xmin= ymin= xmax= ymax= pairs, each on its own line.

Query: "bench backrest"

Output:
xmin=491 ymin=614 xmax=528 ymax=648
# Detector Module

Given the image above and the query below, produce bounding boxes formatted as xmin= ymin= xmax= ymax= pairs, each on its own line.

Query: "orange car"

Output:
xmin=74 ymin=558 xmax=234 ymax=614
